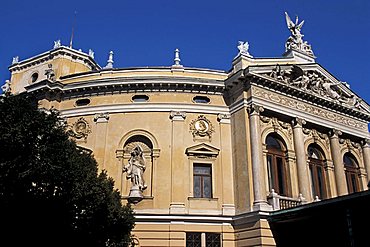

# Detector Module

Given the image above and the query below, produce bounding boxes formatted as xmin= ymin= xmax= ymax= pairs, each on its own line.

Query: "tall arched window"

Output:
xmin=266 ymin=134 xmax=288 ymax=196
xmin=343 ymin=153 xmax=361 ymax=194
xmin=308 ymin=144 xmax=327 ymax=199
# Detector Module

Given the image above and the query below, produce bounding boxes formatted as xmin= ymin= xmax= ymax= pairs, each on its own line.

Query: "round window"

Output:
xmin=31 ymin=73 xmax=39 ymax=83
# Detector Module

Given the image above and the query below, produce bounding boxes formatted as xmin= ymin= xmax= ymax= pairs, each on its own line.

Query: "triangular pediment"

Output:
xmin=247 ymin=63 xmax=370 ymax=118
xmin=185 ymin=143 xmax=220 ymax=157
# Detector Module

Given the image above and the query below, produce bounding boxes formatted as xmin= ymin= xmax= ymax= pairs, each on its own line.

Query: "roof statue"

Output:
xmin=1 ymin=80 xmax=11 ymax=95
xmin=12 ymin=56 xmax=19 ymax=65
xmin=284 ymin=12 xmax=314 ymax=57
xmin=237 ymin=41 xmax=252 ymax=57
xmin=53 ymin=40 xmax=61 ymax=49
xmin=88 ymin=49 xmax=95 ymax=59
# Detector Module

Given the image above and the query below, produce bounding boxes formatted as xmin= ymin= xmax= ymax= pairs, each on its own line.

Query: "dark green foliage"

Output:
xmin=0 ymin=94 xmax=135 ymax=246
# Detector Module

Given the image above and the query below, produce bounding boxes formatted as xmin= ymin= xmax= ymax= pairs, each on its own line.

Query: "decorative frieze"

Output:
xmin=252 ymin=87 xmax=367 ymax=131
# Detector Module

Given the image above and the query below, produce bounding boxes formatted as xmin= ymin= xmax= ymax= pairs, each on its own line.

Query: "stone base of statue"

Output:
xmin=128 ymin=185 xmax=144 ymax=204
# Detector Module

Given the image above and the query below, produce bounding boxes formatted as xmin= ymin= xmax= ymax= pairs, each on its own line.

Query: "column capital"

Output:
xmin=328 ymin=129 xmax=342 ymax=138
xmin=170 ymin=111 xmax=186 ymax=121
xmin=292 ymin=117 xmax=306 ymax=128
xmin=247 ymin=104 xmax=264 ymax=116
xmin=361 ymin=138 xmax=370 ymax=148
xmin=217 ymin=113 xmax=231 ymax=124
xmin=94 ymin=112 xmax=109 ymax=123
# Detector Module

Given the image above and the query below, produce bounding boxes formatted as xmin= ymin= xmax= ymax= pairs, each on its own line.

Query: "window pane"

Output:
xmin=267 ymin=155 xmax=274 ymax=191
xmin=310 ymin=166 xmax=317 ymax=198
xmin=206 ymin=233 xmax=221 ymax=247
xmin=317 ymin=166 xmax=325 ymax=199
xmin=186 ymin=232 xmax=201 ymax=247
xmin=203 ymin=176 xmax=212 ymax=198
xmin=350 ymin=174 xmax=358 ymax=193
xmin=276 ymin=157 xmax=286 ymax=196
xmin=194 ymin=176 xmax=201 ymax=198
xmin=266 ymin=136 xmax=281 ymax=149
xmin=194 ymin=166 xmax=211 ymax=175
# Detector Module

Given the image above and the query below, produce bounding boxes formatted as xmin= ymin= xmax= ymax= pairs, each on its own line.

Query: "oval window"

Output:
xmin=193 ymin=96 xmax=210 ymax=104
xmin=75 ymin=98 xmax=91 ymax=106
xmin=132 ymin=95 xmax=149 ymax=102
xmin=31 ymin=73 xmax=39 ymax=83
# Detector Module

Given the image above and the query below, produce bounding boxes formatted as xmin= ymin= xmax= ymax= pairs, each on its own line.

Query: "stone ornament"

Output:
xmin=267 ymin=65 xmax=361 ymax=109
xmin=284 ymin=12 xmax=314 ymax=56
xmin=53 ymin=40 xmax=61 ymax=49
xmin=67 ymin=117 xmax=91 ymax=141
xmin=45 ymin=64 xmax=56 ymax=81
xmin=1 ymin=80 xmax=11 ymax=94
xmin=12 ymin=56 xmax=19 ymax=65
xmin=237 ymin=41 xmax=252 ymax=57
xmin=190 ymin=115 xmax=214 ymax=140
xmin=123 ymin=145 xmax=147 ymax=204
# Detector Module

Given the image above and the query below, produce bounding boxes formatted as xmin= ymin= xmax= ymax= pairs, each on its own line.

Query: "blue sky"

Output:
xmin=1 ymin=1 xmax=369 ymax=102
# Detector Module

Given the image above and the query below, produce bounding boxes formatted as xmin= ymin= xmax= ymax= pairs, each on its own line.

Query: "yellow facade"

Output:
xmin=5 ymin=43 xmax=370 ymax=247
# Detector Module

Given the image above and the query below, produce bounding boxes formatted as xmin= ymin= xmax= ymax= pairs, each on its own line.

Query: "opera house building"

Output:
xmin=3 ymin=13 xmax=370 ymax=247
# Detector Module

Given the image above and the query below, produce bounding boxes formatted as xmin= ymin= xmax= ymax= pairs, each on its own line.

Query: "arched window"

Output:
xmin=343 ymin=153 xmax=360 ymax=194
xmin=308 ymin=144 xmax=327 ymax=199
xmin=266 ymin=134 xmax=288 ymax=196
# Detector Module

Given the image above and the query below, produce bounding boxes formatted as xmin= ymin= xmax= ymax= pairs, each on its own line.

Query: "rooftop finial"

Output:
xmin=284 ymin=12 xmax=314 ymax=56
xmin=237 ymin=41 xmax=252 ymax=57
xmin=172 ymin=48 xmax=184 ymax=69
xmin=104 ymin=51 xmax=114 ymax=69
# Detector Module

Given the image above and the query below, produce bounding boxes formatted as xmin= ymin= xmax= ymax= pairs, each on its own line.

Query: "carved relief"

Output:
xmin=265 ymin=65 xmax=361 ymax=109
xmin=190 ymin=115 xmax=214 ymax=141
xmin=253 ymin=87 xmax=367 ymax=131
xmin=260 ymin=116 xmax=293 ymax=145
xmin=303 ymin=128 xmax=329 ymax=147
xmin=67 ymin=117 xmax=91 ymax=141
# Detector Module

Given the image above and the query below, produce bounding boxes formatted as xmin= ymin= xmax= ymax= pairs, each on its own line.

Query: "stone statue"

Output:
xmin=237 ymin=41 xmax=252 ymax=57
xmin=12 ymin=56 xmax=19 ymax=65
xmin=123 ymin=145 xmax=147 ymax=203
xmin=1 ymin=80 xmax=11 ymax=95
xmin=88 ymin=49 xmax=94 ymax=58
xmin=53 ymin=40 xmax=61 ymax=49
xmin=284 ymin=12 xmax=314 ymax=56
xmin=45 ymin=64 xmax=56 ymax=81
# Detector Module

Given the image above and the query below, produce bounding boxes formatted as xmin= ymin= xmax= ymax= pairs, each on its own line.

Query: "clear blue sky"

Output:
xmin=1 ymin=0 xmax=369 ymax=102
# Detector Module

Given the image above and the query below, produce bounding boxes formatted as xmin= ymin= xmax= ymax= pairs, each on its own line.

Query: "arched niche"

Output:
xmin=116 ymin=130 xmax=160 ymax=200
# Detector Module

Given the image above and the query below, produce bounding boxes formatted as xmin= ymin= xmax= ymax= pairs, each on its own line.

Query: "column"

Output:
xmin=329 ymin=129 xmax=347 ymax=196
xmin=247 ymin=104 xmax=269 ymax=210
xmin=169 ymin=111 xmax=186 ymax=214
xmin=94 ymin=113 xmax=109 ymax=170
xmin=361 ymin=139 xmax=370 ymax=186
xmin=292 ymin=118 xmax=311 ymax=201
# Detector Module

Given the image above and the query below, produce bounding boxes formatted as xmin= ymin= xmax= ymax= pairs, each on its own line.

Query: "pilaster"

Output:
xmin=93 ymin=112 xmax=109 ymax=169
xmin=169 ymin=111 xmax=186 ymax=214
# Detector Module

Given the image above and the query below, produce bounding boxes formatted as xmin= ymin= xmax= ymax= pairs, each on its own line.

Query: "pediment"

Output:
xmin=247 ymin=63 xmax=370 ymax=117
xmin=185 ymin=143 xmax=220 ymax=157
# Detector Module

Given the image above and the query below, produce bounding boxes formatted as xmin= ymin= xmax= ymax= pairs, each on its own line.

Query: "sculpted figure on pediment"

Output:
xmin=265 ymin=65 xmax=363 ymax=109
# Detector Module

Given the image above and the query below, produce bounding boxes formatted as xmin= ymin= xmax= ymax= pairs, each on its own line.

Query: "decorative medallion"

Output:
xmin=190 ymin=115 xmax=214 ymax=140
xmin=67 ymin=117 xmax=91 ymax=141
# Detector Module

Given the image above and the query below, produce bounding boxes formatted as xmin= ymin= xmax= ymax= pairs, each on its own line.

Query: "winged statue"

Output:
xmin=284 ymin=12 xmax=314 ymax=56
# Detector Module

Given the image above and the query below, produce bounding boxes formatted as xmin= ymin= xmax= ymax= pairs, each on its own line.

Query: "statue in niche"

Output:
xmin=123 ymin=145 xmax=147 ymax=203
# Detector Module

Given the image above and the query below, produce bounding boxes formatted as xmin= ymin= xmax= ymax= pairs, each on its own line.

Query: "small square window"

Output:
xmin=186 ymin=232 xmax=201 ymax=247
xmin=205 ymin=233 xmax=221 ymax=247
